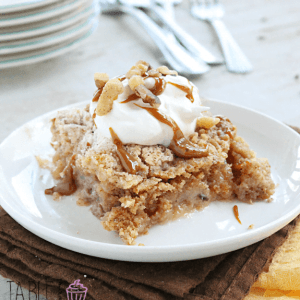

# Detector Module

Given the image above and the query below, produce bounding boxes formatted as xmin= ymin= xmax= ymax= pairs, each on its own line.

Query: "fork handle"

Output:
xmin=210 ymin=19 xmax=253 ymax=73
xmin=151 ymin=6 xmax=223 ymax=65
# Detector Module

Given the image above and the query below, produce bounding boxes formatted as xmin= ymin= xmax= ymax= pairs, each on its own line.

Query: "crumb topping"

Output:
xmin=93 ymin=61 xmax=178 ymax=116
xmin=197 ymin=116 xmax=220 ymax=129
xmin=134 ymin=85 xmax=161 ymax=108
xmin=96 ymin=78 xmax=124 ymax=116
xmin=128 ymin=75 xmax=144 ymax=90
xmin=94 ymin=73 xmax=109 ymax=89
xmin=156 ymin=66 xmax=178 ymax=76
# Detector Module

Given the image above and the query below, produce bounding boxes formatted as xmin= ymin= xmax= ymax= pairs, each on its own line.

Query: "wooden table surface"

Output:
xmin=0 ymin=0 xmax=300 ymax=298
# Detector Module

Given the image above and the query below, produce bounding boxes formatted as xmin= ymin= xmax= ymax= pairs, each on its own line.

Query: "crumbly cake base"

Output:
xmin=47 ymin=105 xmax=275 ymax=245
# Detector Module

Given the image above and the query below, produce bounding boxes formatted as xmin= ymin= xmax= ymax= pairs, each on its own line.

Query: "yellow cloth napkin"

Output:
xmin=245 ymin=220 xmax=300 ymax=299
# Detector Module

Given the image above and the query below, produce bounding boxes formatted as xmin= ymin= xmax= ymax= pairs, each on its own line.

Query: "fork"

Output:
xmin=101 ymin=0 xmax=210 ymax=75
xmin=120 ymin=0 xmax=223 ymax=65
xmin=190 ymin=0 xmax=253 ymax=73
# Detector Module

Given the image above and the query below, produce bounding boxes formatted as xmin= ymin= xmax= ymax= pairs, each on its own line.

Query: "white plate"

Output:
xmin=0 ymin=0 xmax=91 ymax=27
xmin=0 ymin=0 xmax=60 ymax=14
xmin=0 ymin=7 xmax=99 ymax=55
xmin=0 ymin=0 xmax=78 ymax=20
xmin=0 ymin=2 xmax=96 ymax=42
xmin=0 ymin=100 xmax=300 ymax=262
xmin=0 ymin=18 xmax=98 ymax=69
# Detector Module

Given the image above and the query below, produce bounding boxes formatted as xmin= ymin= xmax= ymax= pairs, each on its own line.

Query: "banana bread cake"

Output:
xmin=44 ymin=61 xmax=275 ymax=245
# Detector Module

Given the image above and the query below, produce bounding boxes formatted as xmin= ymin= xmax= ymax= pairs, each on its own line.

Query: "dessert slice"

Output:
xmin=45 ymin=61 xmax=275 ymax=245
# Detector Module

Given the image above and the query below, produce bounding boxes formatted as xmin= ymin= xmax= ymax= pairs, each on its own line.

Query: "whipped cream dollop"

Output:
xmin=90 ymin=75 xmax=209 ymax=147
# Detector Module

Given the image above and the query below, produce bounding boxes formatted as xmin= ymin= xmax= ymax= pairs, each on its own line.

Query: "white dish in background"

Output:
xmin=0 ymin=2 xmax=96 ymax=42
xmin=0 ymin=0 xmax=60 ymax=13
xmin=0 ymin=18 xmax=98 ymax=69
xmin=0 ymin=10 xmax=98 ymax=55
xmin=0 ymin=0 xmax=77 ymax=20
xmin=0 ymin=0 xmax=91 ymax=27
xmin=0 ymin=100 xmax=299 ymax=262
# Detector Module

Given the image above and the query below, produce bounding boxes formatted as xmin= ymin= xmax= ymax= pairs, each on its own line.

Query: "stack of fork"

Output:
xmin=100 ymin=0 xmax=252 ymax=75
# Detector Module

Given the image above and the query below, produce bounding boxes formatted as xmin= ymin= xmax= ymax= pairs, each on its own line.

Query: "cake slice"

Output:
xmin=45 ymin=61 xmax=275 ymax=245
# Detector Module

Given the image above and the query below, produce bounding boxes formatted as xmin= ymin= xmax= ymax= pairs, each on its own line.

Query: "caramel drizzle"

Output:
xmin=92 ymin=88 xmax=103 ymax=102
xmin=109 ymin=127 xmax=140 ymax=174
xmin=45 ymin=156 xmax=77 ymax=196
xmin=149 ymin=77 xmax=166 ymax=96
xmin=135 ymin=104 xmax=208 ymax=159
xmin=233 ymin=205 xmax=242 ymax=224
xmin=168 ymin=81 xmax=194 ymax=103
xmin=121 ymin=93 xmax=140 ymax=104
xmin=121 ymin=76 xmax=166 ymax=104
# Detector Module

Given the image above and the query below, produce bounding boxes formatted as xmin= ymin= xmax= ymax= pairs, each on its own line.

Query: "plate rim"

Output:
xmin=0 ymin=99 xmax=300 ymax=262
xmin=0 ymin=0 xmax=92 ymax=27
xmin=0 ymin=18 xmax=98 ymax=69
xmin=0 ymin=0 xmax=61 ymax=13
xmin=0 ymin=1 xmax=96 ymax=42
xmin=0 ymin=10 xmax=98 ymax=55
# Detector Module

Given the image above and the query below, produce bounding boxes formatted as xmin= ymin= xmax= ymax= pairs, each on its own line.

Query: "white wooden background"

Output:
xmin=0 ymin=0 xmax=300 ymax=299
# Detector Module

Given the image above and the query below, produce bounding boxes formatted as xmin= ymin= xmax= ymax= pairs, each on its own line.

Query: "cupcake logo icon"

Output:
xmin=66 ymin=279 xmax=88 ymax=300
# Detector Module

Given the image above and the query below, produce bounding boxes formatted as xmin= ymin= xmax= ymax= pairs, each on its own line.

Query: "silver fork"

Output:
xmin=190 ymin=0 xmax=253 ymax=73
xmin=156 ymin=0 xmax=181 ymax=20
xmin=120 ymin=0 xmax=223 ymax=65
xmin=101 ymin=0 xmax=210 ymax=75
